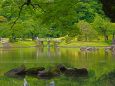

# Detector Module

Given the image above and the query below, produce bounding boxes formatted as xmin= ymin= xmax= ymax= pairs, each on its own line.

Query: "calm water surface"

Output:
xmin=0 ymin=47 xmax=115 ymax=86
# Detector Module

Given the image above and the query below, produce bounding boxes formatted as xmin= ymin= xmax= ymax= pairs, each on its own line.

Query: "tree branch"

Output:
xmin=39 ymin=2 xmax=56 ymax=4
xmin=30 ymin=4 xmax=36 ymax=10
xmin=34 ymin=4 xmax=45 ymax=12
xmin=10 ymin=3 xmax=26 ymax=29
xmin=10 ymin=1 xmax=56 ymax=29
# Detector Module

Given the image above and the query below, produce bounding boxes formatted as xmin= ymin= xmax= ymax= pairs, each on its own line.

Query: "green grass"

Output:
xmin=1 ymin=37 xmax=110 ymax=47
xmin=9 ymin=40 xmax=110 ymax=47
xmin=58 ymin=41 xmax=110 ymax=47
xmin=9 ymin=40 xmax=37 ymax=47
xmin=8 ymin=39 xmax=55 ymax=47
xmin=0 ymin=42 xmax=3 ymax=47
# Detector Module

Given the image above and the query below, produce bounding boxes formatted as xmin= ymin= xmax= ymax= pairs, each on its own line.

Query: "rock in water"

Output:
xmin=65 ymin=68 xmax=88 ymax=77
xmin=50 ymin=68 xmax=61 ymax=75
xmin=56 ymin=64 xmax=67 ymax=72
xmin=86 ymin=47 xmax=98 ymax=51
xmin=4 ymin=65 xmax=26 ymax=79
xmin=4 ymin=65 xmax=26 ymax=76
xmin=80 ymin=46 xmax=86 ymax=51
xmin=26 ymin=67 xmax=45 ymax=75
xmin=38 ymin=71 xmax=59 ymax=80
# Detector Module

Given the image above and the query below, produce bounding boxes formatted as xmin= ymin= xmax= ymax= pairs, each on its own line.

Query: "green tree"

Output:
xmin=93 ymin=14 xmax=112 ymax=42
xmin=0 ymin=0 xmax=81 ymax=38
xmin=111 ymin=23 xmax=115 ymax=39
xmin=77 ymin=20 xmax=97 ymax=41
xmin=0 ymin=0 xmax=110 ymax=40
xmin=77 ymin=0 xmax=104 ymax=23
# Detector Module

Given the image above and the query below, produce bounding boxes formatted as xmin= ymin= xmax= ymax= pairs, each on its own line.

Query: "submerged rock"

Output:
xmin=26 ymin=67 xmax=45 ymax=75
xmin=5 ymin=74 xmax=25 ymax=80
xmin=38 ymin=71 xmax=59 ymax=80
xmin=65 ymin=68 xmax=88 ymax=77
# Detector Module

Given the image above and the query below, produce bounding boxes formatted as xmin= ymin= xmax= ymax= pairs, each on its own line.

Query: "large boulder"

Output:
xmin=50 ymin=68 xmax=61 ymax=75
xmin=64 ymin=68 xmax=88 ymax=77
xmin=105 ymin=47 xmax=111 ymax=52
xmin=4 ymin=65 xmax=26 ymax=79
xmin=56 ymin=64 xmax=67 ymax=72
xmin=80 ymin=46 xmax=86 ymax=51
xmin=38 ymin=71 xmax=59 ymax=80
xmin=80 ymin=47 xmax=99 ymax=52
xmin=26 ymin=67 xmax=45 ymax=75
xmin=86 ymin=47 xmax=98 ymax=51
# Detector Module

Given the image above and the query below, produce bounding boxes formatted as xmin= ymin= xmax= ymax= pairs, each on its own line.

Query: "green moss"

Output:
xmin=50 ymin=68 xmax=61 ymax=74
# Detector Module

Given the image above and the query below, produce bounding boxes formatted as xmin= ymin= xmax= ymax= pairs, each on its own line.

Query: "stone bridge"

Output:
xmin=36 ymin=38 xmax=61 ymax=47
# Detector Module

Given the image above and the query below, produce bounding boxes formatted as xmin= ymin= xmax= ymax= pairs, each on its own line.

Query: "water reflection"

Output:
xmin=36 ymin=47 xmax=61 ymax=57
xmin=0 ymin=71 xmax=115 ymax=86
xmin=0 ymin=47 xmax=115 ymax=86
xmin=23 ymin=78 xmax=30 ymax=86
xmin=49 ymin=81 xmax=55 ymax=86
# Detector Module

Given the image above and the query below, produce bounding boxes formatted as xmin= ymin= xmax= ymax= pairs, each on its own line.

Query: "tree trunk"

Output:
xmin=113 ymin=32 xmax=115 ymax=39
xmin=27 ymin=0 xmax=31 ymax=5
xmin=106 ymin=36 xmax=108 ymax=40
xmin=12 ymin=33 xmax=15 ymax=43
xmin=104 ymin=32 xmax=107 ymax=42
xmin=31 ymin=32 xmax=35 ymax=41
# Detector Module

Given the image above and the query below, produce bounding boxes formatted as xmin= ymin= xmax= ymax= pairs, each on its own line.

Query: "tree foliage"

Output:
xmin=93 ymin=14 xmax=112 ymax=42
xmin=77 ymin=20 xmax=97 ymax=41
xmin=0 ymin=0 xmax=114 ymax=42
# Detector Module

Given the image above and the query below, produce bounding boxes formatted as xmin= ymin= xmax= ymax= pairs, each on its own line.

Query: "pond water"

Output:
xmin=0 ymin=47 xmax=115 ymax=86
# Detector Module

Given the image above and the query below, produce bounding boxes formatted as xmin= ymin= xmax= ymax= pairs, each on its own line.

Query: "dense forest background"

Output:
xmin=0 ymin=0 xmax=115 ymax=42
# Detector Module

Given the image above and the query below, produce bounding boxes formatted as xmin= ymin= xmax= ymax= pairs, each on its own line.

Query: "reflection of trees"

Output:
xmin=36 ymin=47 xmax=60 ymax=57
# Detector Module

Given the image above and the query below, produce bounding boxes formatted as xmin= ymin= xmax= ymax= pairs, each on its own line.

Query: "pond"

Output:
xmin=0 ymin=47 xmax=115 ymax=86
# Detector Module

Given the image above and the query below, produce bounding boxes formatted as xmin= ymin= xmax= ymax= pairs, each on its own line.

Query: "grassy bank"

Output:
xmin=58 ymin=41 xmax=110 ymax=47
xmin=8 ymin=40 xmax=36 ymax=47
xmin=9 ymin=40 xmax=109 ymax=47
xmin=0 ymin=42 xmax=2 ymax=47
xmin=0 ymin=38 xmax=111 ymax=47
xmin=8 ymin=39 xmax=54 ymax=47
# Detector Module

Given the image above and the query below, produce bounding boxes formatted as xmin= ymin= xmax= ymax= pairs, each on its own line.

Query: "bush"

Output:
xmin=106 ymin=40 xmax=112 ymax=44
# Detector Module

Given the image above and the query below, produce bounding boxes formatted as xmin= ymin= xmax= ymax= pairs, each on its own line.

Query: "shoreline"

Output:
xmin=0 ymin=46 xmax=111 ymax=49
